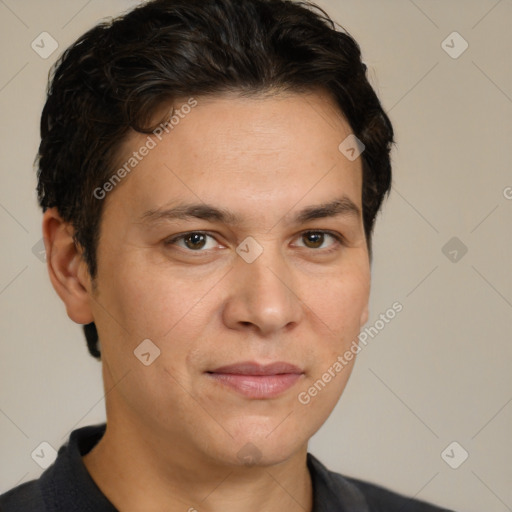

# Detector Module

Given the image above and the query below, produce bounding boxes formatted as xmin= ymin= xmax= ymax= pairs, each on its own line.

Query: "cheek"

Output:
xmin=303 ymin=262 xmax=370 ymax=336
xmin=293 ymin=347 xmax=357 ymax=442
xmin=298 ymin=261 xmax=369 ymax=405
xmin=97 ymin=253 xmax=212 ymax=342
xmin=92 ymin=263 xmax=212 ymax=418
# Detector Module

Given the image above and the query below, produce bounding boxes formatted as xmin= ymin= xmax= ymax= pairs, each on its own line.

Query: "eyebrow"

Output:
xmin=140 ymin=196 xmax=361 ymax=226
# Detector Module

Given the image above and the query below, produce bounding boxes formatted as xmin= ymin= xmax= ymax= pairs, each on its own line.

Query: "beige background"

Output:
xmin=1 ymin=1 xmax=511 ymax=510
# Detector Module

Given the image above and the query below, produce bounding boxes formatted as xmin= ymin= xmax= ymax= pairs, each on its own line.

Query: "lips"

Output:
xmin=210 ymin=361 xmax=303 ymax=376
xmin=207 ymin=361 xmax=304 ymax=399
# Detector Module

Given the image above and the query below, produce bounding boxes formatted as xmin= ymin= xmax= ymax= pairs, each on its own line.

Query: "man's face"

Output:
xmin=87 ymin=90 xmax=370 ymax=466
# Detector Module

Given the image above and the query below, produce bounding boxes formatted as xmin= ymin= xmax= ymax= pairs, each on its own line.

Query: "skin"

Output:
xmin=43 ymin=89 xmax=370 ymax=512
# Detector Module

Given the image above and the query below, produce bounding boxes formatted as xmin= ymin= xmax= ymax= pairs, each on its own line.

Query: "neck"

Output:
xmin=82 ymin=416 xmax=313 ymax=512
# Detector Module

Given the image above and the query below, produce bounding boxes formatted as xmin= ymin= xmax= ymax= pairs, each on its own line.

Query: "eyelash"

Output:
xmin=164 ymin=230 xmax=346 ymax=254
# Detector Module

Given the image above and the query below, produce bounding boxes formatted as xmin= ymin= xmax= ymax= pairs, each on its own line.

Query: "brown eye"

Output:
xmin=165 ymin=232 xmax=219 ymax=251
xmin=295 ymin=230 xmax=343 ymax=252
xmin=302 ymin=231 xmax=325 ymax=249
xmin=183 ymin=233 xmax=207 ymax=250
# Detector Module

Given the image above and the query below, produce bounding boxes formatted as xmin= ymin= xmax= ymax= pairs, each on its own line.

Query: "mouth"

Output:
xmin=206 ymin=361 xmax=304 ymax=399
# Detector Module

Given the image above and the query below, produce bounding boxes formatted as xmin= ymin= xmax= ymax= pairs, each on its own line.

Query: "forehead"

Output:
xmin=103 ymin=89 xmax=363 ymax=226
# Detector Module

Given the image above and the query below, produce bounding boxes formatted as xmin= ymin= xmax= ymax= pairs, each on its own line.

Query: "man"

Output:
xmin=0 ymin=0 xmax=455 ymax=510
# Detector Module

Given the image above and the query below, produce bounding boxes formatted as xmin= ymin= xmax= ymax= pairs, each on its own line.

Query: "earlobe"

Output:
xmin=42 ymin=208 xmax=94 ymax=325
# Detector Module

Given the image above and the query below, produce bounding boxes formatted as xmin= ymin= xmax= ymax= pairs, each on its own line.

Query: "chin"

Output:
xmin=217 ymin=426 xmax=306 ymax=469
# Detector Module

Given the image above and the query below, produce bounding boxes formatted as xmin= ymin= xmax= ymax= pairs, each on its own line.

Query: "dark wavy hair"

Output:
xmin=36 ymin=0 xmax=395 ymax=360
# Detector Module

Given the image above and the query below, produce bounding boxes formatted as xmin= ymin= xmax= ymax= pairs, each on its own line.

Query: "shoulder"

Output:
xmin=344 ymin=475 xmax=455 ymax=512
xmin=307 ymin=453 xmax=455 ymax=512
xmin=0 ymin=423 xmax=109 ymax=512
xmin=0 ymin=479 xmax=46 ymax=512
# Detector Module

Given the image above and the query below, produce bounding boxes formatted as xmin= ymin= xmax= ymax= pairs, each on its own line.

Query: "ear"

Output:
xmin=42 ymin=207 xmax=94 ymax=325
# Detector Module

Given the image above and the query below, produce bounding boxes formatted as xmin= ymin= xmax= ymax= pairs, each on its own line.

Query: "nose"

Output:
xmin=222 ymin=244 xmax=303 ymax=336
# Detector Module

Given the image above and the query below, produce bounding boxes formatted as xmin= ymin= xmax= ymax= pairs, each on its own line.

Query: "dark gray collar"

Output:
xmin=42 ymin=423 xmax=370 ymax=512
xmin=307 ymin=452 xmax=369 ymax=512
